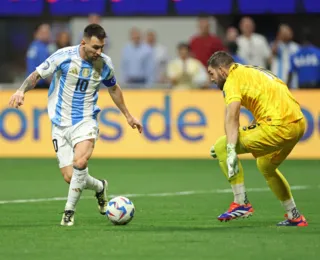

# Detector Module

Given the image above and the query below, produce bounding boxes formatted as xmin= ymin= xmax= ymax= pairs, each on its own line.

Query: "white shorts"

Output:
xmin=51 ymin=119 xmax=99 ymax=168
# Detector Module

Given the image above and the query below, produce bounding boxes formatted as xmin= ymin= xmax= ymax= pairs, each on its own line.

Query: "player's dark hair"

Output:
xmin=83 ymin=24 xmax=106 ymax=40
xmin=207 ymin=51 xmax=234 ymax=68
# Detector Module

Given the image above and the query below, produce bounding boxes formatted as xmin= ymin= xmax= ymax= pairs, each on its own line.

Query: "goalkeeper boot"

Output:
xmin=277 ymin=215 xmax=308 ymax=226
xmin=218 ymin=202 xmax=254 ymax=222
xmin=61 ymin=210 xmax=75 ymax=226
xmin=95 ymin=179 xmax=108 ymax=215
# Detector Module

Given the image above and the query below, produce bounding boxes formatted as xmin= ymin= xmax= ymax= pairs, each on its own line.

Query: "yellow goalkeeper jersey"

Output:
xmin=223 ymin=63 xmax=303 ymax=125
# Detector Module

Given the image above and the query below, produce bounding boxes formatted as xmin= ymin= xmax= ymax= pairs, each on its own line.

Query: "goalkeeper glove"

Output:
xmin=227 ymin=143 xmax=239 ymax=179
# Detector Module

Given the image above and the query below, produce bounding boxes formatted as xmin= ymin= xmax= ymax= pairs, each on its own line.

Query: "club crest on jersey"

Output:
xmin=81 ymin=68 xmax=91 ymax=78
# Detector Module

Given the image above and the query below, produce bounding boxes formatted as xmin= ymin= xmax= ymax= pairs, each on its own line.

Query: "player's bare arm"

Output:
xmin=19 ymin=70 xmax=41 ymax=93
xmin=225 ymin=101 xmax=241 ymax=177
xmin=108 ymin=83 xmax=143 ymax=133
xmin=8 ymin=70 xmax=41 ymax=108
xmin=225 ymin=101 xmax=241 ymax=178
xmin=225 ymin=101 xmax=241 ymax=145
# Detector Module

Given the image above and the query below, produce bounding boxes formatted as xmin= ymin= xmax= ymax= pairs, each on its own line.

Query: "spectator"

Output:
xmin=145 ymin=30 xmax=168 ymax=83
xmin=224 ymin=27 xmax=246 ymax=64
xmin=189 ymin=16 xmax=225 ymax=67
xmin=225 ymin=26 xmax=239 ymax=44
xmin=121 ymin=27 xmax=155 ymax=87
xmin=270 ymin=24 xmax=299 ymax=88
xmin=56 ymin=31 xmax=71 ymax=49
xmin=50 ymin=31 xmax=71 ymax=53
xmin=88 ymin=13 xmax=101 ymax=25
xmin=288 ymin=29 xmax=320 ymax=89
xmin=26 ymin=23 xmax=51 ymax=89
xmin=237 ymin=17 xmax=271 ymax=68
xmin=167 ymin=43 xmax=209 ymax=90
xmin=227 ymin=41 xmax=247 ymax=64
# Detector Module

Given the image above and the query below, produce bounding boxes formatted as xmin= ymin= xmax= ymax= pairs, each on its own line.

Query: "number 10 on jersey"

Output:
xmin=75 ymin=79 xmax=89 ymax=92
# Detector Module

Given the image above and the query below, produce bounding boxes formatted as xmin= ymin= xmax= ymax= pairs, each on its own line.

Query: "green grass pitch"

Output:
xmin=0 ymin=159 xmax=319 ymax=260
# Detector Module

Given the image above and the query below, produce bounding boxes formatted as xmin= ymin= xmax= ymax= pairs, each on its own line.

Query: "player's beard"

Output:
xmin=83 ymin=48 xmax=92 ymax=62
xmin=83 ymin=47 xmax=96 ymax=62
xmin=216 ymin=74 xmax=226 ymax=90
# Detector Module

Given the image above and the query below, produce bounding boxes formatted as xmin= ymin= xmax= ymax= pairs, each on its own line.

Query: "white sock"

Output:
xmin=281 ymin=198 xmax=301 ymax=219
xmin=85 ymin=174 xmax=103 ymax=193
xmin=65 ymin=167 xmax=88 ymax=211
xmin=231 ymin=183 xmax=248 ymax=205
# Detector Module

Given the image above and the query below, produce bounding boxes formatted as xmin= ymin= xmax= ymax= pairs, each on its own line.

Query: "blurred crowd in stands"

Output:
xmin=9 ymin=14 xmax=320 ymax=90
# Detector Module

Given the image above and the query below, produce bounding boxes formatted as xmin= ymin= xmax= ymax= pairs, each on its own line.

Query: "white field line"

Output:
xmin=0 ymin=185 xmax=311 ymax=205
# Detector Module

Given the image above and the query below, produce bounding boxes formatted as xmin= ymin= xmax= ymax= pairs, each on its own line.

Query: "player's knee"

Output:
xmin=257 ymin=159 xmax=267 ymax=174
xmin=256 ymin=159 xmax=276 ymax=177
xmin=214 ymin=136 xmax=227 ymax=159
xmin=73 ymin=157 xmax=88 ymax=170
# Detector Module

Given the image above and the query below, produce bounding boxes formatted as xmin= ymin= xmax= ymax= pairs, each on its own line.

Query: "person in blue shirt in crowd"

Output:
xmin=227 ymin=41 xmax=247 ymax=65
xmin=287 ymin=29 xmax=320 ymax=89
xmin=26 ymin=23 xmax=51 ymax=89
xmin=121 ymin=27 xmax=155 ymax=88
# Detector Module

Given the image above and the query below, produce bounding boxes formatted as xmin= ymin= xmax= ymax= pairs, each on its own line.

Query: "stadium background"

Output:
xmin=0 ymin=1 xmax=320 ymax=260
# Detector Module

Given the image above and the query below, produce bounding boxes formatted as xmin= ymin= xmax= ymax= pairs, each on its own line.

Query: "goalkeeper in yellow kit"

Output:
xmin=207 ymin=51 xmax=308 ymax=226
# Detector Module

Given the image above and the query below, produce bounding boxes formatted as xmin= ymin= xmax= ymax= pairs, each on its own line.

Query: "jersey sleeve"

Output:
xmin=36 ymin=49 xmax=66 ymax=79
xmin=223 ymin=78 xmax=242 ymax=105
xmin=102 ymin=56 xmax=117 ymax=87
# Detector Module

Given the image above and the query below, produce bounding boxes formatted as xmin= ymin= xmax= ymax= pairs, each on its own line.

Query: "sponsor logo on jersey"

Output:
xmin=69 ymin=67 xmax=78 ymax=75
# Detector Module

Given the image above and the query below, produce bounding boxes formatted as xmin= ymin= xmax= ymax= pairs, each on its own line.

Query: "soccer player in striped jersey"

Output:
xmin=9 ymin=24 xmax=143 ymax=226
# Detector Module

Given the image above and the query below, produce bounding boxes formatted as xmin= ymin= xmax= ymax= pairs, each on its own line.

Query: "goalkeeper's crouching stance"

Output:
xmin=207 ymin=51 xmax=308 ymax=226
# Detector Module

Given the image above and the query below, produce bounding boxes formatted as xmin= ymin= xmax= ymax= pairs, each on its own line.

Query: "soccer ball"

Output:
xmin=105 ymin=196 xmax=135 ymax=225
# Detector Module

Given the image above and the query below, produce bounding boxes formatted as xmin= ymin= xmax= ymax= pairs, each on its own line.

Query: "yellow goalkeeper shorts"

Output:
xmin=238 ymin=118 xmax=306 ymax=165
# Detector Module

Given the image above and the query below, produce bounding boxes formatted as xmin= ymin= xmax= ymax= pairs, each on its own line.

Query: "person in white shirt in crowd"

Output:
xmin=237 ymin=17 xmax=271 ymax=68
xmin=145 ymin=30 xmax=169 ymax=84
xmin=270 ymin=24 xmax=299 ymax=88
xmin=167 ymin=43 xmax=209 ymax=90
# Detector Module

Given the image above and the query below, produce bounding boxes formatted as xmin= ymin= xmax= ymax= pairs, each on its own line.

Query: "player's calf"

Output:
xmin=60 ymin=165 xmax=73 ymax=184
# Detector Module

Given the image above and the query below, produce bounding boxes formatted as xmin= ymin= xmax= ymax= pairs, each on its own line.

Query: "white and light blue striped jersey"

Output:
xmin=271 ymin=41 xmax=299 ymax=88
xmin=36 ymin=45 xmax=116 ymax=126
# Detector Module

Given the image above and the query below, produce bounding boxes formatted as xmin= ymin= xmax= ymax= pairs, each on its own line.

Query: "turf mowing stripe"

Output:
xmin=0 ymin=185 xmax=311 ymax=205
